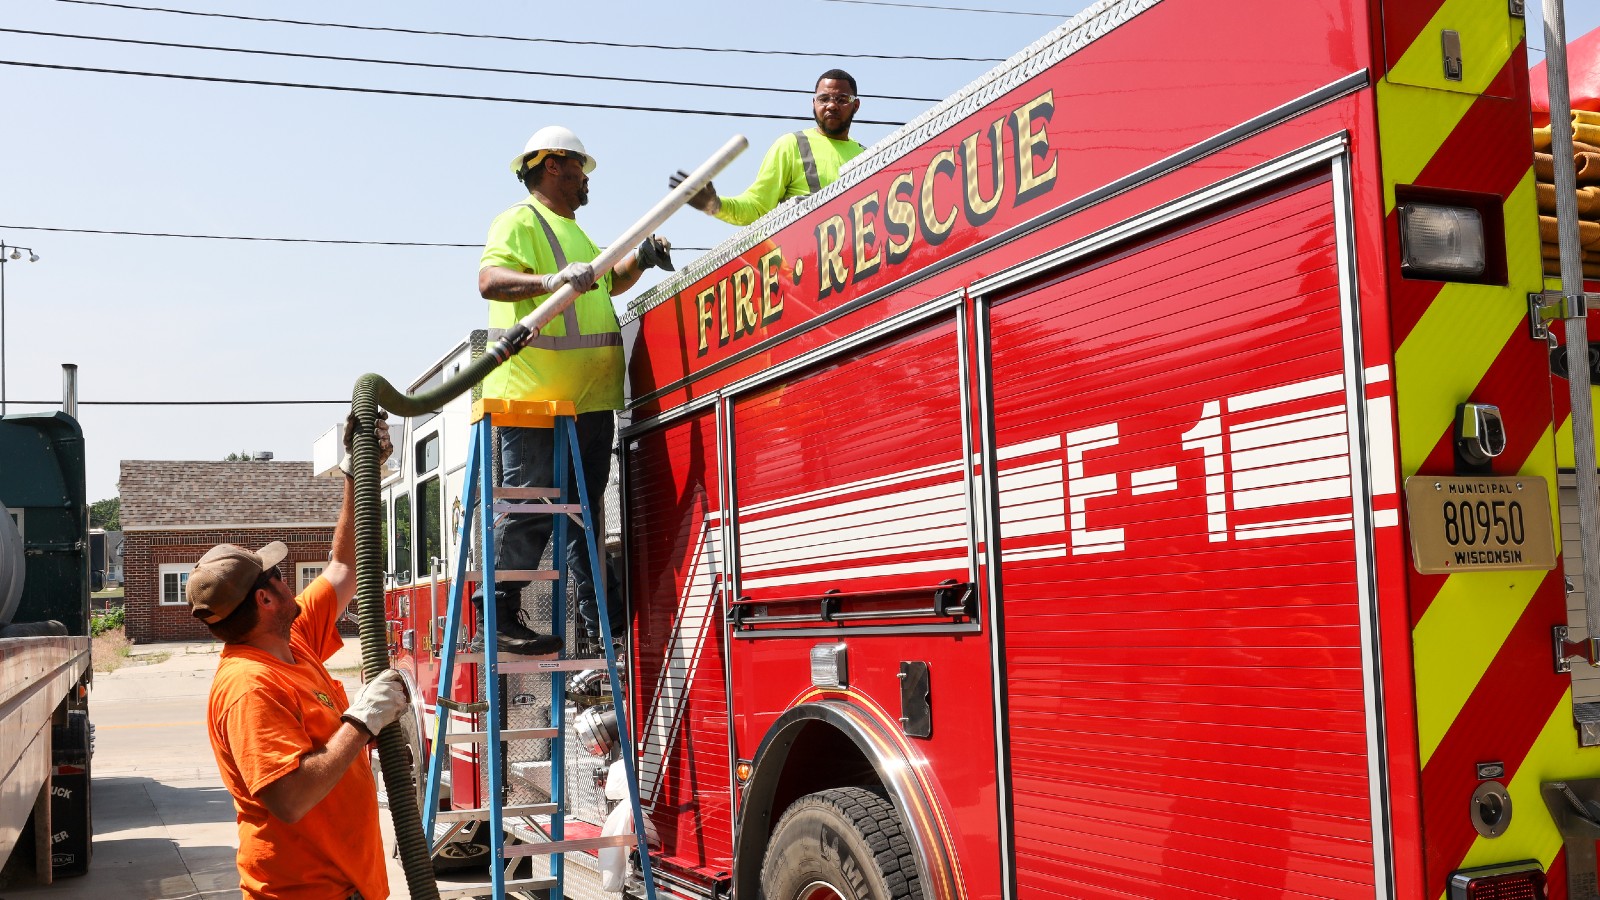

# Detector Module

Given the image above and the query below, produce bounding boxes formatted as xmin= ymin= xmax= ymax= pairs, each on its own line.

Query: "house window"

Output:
xmin=158 ymin=563 xmax=191 ymax=605
xmin=297 ymin=563 xmax=325 ymax=593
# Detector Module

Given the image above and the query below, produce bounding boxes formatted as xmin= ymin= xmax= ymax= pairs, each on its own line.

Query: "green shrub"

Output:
xmin=90 ymin=606 xmax=125 ymax=636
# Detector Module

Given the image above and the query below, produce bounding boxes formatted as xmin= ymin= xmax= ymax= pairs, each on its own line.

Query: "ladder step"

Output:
xmin=437 ymin=876 xmax=558 ymax=900
xmin=493 ymin=501 xmax=585 ymax=515
xmin=494 ymin=486 xmax=562 ymax=500
xmin=503 ymin=833 xmax=641 ymax=858
xmin=435 ymin=802 xmax=559 ymax=822
xmin=462 ymin=569 xmax=559 ymax=582
xmin=454 ymin=654 xmax=610 ymax=672
xmin=451 ymin=646 xmax=569 ymax=662
xmin=444 ymin=727 xmax=559 ymax=744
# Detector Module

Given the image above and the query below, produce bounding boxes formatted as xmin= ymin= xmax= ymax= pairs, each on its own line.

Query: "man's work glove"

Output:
xmin=670 ymin=170 xmax=720 ymax=215
xmin=636 ymin=235 xmax=674 ymax=272
xmin=342 ymin=668 xmax=409 ymax=737
xmin=541 ymin=261 xmax=597 ymax=295
xmin=339 ymin=410 xmax=393 ymax=477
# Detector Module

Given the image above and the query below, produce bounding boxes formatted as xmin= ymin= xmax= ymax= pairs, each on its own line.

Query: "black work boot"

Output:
xmin=468 ymin=589 xmax=563 ymax=657
xmin=499 ymin=610 xmax=564 ymax=656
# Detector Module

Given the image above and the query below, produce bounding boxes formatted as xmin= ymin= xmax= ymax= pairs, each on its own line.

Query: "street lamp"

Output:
xmin=0 ymin=240 xmax=42 ymax=416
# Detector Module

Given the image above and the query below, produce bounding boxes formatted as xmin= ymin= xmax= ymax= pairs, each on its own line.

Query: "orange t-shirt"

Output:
xmin=207 ymin=577 xmax=389 ymax=900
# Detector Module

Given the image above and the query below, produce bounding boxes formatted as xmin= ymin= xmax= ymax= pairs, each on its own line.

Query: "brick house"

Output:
xmin=119 ymin=461 xmax=345 ymax=643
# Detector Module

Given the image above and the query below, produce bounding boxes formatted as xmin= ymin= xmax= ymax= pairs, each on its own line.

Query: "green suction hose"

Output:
xmin=349 ymin=350 xmax=503 ymax=900
xmin=343 ymin=134 xmax=747 ymax=900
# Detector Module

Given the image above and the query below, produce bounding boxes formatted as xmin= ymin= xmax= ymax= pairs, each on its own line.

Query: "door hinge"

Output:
xmin=1530 ymin=290 xmax=1592 ymax=341
xmin=1554 ymin=625 xmax=1599 ymax=674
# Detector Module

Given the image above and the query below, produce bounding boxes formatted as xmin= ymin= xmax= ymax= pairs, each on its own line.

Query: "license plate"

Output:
xmin=1402 ymin=476 xmax=1556 ymax=574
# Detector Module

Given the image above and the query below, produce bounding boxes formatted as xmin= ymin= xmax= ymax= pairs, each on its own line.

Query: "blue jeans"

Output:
xmin=494 ymin=410 xmax=621 ymax=639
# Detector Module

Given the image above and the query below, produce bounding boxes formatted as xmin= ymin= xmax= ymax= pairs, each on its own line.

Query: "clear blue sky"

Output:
xmin=0 ymin=0 xmax=1596 ymax=503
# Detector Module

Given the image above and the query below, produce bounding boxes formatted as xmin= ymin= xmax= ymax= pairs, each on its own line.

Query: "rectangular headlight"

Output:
xmin=1399 ymin=202 xmax=1487 ymax=280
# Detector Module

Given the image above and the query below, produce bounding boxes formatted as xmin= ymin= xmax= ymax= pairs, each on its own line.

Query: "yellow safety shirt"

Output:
xmin=715 ymin=128 xmax=865 ymax=226
xmin=478 ymin=197 xmax=623 ymax=412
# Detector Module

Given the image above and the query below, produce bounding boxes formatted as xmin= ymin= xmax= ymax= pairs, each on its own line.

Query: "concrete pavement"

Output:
xmin=1 ymin=637 xmax=414 ymax=900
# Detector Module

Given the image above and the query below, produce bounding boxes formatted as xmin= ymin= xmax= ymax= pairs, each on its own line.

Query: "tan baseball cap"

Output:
xmin=185 ymin=542 xmax=288 ymax=623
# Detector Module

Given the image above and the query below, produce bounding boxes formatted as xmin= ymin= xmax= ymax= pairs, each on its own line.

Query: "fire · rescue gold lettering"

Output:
xmin=816 ymin=214 xmax=850 ymax=300
xmin=962 ymin=118 xmax=1006 ymax=227
xmin=852 ymin=191 xmax=883 ymax=280
xmin=885 ymin=172 xmax=916 ymax=265
xmin=919 ymin=149 xmax=960 ymax=246
xmin=760 ymin=247 xmax=784 ymax=325
xmin=1010 ymin=90 xmax=1058 ymax=205
xmin=696 ymin=286 xmax=717 ymax=355
xmin=732 ymin=266 xmax=759 ymax=338
xmin=692 ymin=88 xmax=1063 ymax=355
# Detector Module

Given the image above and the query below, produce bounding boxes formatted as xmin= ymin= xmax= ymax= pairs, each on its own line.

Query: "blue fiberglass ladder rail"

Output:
xmin=421 ymin=398 xmax=658 ymax=900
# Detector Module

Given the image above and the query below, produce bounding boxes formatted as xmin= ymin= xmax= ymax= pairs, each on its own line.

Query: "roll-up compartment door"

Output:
xmin=988 ymin=173 xmax=1380 ymax=899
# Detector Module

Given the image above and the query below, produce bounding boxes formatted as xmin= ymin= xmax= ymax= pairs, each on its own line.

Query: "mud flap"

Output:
xmin=1542 ymin=780 xmax=1600 ymax=899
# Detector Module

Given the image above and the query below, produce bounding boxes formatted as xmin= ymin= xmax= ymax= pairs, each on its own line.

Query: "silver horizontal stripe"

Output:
xmin=487 ymin=327 xmax=622 ymax=350
xmin=491 ymin=207 xmax=618 ymax=351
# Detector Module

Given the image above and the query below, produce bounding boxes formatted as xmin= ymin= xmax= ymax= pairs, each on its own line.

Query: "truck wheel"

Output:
xmin=759 ymin=787 xmax=924 ymax=900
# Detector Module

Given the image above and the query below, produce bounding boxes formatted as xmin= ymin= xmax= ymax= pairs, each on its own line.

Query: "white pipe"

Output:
xmin=61 ymin=364 xmax=77 ymax=418
xmin=1541 ymin=0 xmax=1600 ymax=659
xmin=514 ymin=134 xmax=748 ymax=338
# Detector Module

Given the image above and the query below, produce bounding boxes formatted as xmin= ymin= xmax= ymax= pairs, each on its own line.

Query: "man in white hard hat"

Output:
xmin=476 ymin=125 xmax=671 ymax=655
xmin=671 ymin=69 xmax=866 ymax=225
xmin=194 ymin=413 xmax=404 ymax=899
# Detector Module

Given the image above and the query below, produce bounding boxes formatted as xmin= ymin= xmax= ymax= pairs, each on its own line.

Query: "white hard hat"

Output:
xmin=510 ymin=125 xmax=597 ymax=176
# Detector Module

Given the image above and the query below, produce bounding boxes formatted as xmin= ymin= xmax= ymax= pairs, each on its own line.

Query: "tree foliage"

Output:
xmin=90 ymin=497 xmax=120 ymax=530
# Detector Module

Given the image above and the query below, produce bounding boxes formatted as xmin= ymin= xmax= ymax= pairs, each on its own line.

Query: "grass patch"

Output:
xmin=91 ymin=627 xmax=170 ymax=672
xmin=92 ymin=626 xmax=130 ymax=673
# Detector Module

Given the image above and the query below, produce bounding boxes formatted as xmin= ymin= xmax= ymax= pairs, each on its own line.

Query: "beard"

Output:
xmin=815 ymin=110 xmax=852 ymax=139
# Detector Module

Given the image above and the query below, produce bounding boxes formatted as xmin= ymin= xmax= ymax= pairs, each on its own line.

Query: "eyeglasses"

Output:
xmin=814 ymin=94 xmax=857 ymax=106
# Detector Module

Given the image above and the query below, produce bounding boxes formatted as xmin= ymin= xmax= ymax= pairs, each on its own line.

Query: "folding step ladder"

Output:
xmin=423 ymin=399 xmax=657 ymax=899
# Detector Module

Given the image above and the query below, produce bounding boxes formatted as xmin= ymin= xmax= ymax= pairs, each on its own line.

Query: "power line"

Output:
xmin=0 ymin=59 xmax=907 ymax=125
xmin=7 ymin=398 xmax=349 ymax=405
xmin=0 ymin=28 xmax=943 ymax=103
xmin=50 ymin=0 xmax=1005 ymax=62
xmin=0 ymin=224 xmax=715 ymax=253
xmin=2 ymin=223 xmax=478 ymax=247
xmin=821 ymin=0 xmax=1065 ymax=15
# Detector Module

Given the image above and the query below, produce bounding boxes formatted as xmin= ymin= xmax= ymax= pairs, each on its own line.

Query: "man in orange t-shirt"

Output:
xmin=188 ymin=415 xmax=407 ymax=899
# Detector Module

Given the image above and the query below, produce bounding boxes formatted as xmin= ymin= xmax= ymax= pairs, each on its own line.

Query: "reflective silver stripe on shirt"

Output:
xmin=793 ymin=131 xmax=822 ymax=194
xmin=504 ymin=205 xmax=619 ymax=350
xmin=485 ymin=327 xmax=622 ymax=350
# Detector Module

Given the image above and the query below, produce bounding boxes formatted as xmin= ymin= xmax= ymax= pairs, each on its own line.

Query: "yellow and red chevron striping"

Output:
xmin=1374 ymin=0 xmax=1580 ymax=894
xmin=1419 ymin=573 xmax=1568 ymax=883
xmin=1408 ymin=323 xmax=1554 ymax=627
xmin=1389 ymin=55 xmax=1534 ymax=348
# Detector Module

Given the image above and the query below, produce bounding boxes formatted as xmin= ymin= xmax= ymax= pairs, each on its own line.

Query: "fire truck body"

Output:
xmin=617 ymin=0 xmax=1592 ymax=897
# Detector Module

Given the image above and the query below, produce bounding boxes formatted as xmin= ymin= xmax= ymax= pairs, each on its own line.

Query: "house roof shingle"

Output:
xmin=119 ymin=461 xmax=343 ymax=530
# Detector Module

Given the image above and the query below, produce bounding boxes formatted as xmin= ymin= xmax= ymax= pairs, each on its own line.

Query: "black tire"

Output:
xmin=759 ymin=787 xmax=924 ymax=900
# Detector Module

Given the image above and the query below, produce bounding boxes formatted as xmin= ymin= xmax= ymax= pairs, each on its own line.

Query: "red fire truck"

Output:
xmin=618 ymin=0 xmax=1600 ymax=896
xmin=363 ymin=0 xmax=1600 ymax=896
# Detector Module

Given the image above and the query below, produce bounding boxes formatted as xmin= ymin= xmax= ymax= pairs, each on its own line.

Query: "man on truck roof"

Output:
xmin=192 ymin=413 xmax=406 ymax=900
xmin=478 ymin=125 xmax=672 ymax=655
xmin=673 ymin=69 xmax=866 ymax=226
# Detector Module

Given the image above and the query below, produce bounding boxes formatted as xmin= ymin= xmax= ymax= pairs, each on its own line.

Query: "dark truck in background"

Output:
xmin=0 ymin=407 xmax=95 ymax=884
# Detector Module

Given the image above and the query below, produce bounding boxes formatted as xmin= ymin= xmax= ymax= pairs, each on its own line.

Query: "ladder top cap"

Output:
xmin=470 ymin=398 xmax=578 ymax=426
